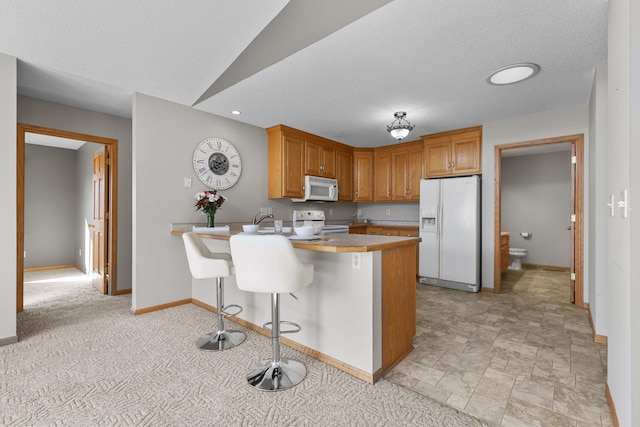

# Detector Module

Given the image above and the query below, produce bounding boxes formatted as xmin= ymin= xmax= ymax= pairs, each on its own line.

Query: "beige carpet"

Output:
xmin=2 ymin=268 xmax=485 ymax=426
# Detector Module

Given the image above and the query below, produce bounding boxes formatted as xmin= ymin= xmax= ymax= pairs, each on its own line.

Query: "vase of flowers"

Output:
xmin=195 ymin=190 xmax=226 ymax=227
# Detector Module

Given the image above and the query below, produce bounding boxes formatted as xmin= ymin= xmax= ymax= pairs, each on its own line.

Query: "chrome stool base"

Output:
xmin=197 ymin=330 xmax=246 ymax=351
xmin=247 ymin=358 xmax=306 ymax=391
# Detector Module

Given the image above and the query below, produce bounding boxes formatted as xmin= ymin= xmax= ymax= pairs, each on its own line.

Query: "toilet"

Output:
xmin=509 ymin=248 xmax=528 ymax=270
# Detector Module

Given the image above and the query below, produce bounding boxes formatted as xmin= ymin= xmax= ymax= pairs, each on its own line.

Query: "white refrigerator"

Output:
xmin=418 ymin=175 xmax=480 ymax=292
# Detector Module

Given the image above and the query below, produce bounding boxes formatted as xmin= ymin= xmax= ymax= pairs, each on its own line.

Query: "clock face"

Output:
xmin=193 ymin=137 xmax=242 ymax=190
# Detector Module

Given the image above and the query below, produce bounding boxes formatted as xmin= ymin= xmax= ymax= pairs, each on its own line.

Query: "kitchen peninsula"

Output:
xmin=171 ymin=225 xmax=419 ymax=383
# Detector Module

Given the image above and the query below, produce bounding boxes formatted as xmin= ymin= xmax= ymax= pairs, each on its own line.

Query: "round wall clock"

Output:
xmin=192 ymin=137 xmax=242 ymax=189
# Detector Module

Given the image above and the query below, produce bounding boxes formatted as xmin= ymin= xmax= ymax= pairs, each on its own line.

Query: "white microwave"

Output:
xmin=292 ymin=176 xmax=339 ymax=202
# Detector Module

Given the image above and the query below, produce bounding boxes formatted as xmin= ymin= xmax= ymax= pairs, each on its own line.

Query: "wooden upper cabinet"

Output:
xmin=407 ymin=145 xmax=424 ymax=200
xmin=267 ymin=124 xmax=351 ymax=199
xmin=267 ymin=126 xmax=305 ymax=198
xmin=305 ymin=141 xmax=336 ymax=178
xmin=424 ymin=140 xmax=451 ymax=177
xmin=422 ymin=126 xmax=482 ymax=178
xmin=374 ymin=149 xmax=393 ymax=201
xmin=391 ymin=141 xmax=423 ymax=201
xmin=451 ymin=135 xmax=480 ymax=175
xmin=336 ymin=149 xmax=353 ymax=201
xmin=353 ymin=148 xmax=374 ymax=202
xmin=305 ymin=141 xmax=322 ymax=176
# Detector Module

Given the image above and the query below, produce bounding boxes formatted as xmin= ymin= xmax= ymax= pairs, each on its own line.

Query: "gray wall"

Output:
xmin=24 ymin=144 xmax=77 ymax=268
xmin=18 ymin=95 xmax=133 ymax=291
xmin=481 ymin=107 xmax=589 ymax=295
xmin=0 ymin=53 xmax=17 ymax=342
xmin=588 ymin=63 xmax=608 ymax=337
xmin=606 ymin=0 xmax=639 ymax=423
xmin=358 ymin=202 xmax=419 ymax=224
xmin=131 ymin=93 xmax=357 ymax=310
xmin=501 ymin=151 xmax=571 ymax=268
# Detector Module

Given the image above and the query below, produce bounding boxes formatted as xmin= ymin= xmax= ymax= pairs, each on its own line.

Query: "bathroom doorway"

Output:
xmin=493 ymin=134 xmax=584 ymax=306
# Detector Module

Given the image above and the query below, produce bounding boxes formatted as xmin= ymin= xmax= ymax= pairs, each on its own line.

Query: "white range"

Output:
xmin=292 ymin=209 xmax=350 ymax=233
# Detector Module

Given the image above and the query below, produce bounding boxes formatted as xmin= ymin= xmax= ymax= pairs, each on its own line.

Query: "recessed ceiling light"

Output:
xmin=487 ymin=63 xmax=540 ymax=85
xmin=231 ymin=110 xmax=241 ymax=115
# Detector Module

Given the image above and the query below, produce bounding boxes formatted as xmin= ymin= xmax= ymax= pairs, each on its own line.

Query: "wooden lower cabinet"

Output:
xmin=501 ymin=232 xmax=510 ymax=270
xmin=350 ymin=225 xmax=419 ymax=273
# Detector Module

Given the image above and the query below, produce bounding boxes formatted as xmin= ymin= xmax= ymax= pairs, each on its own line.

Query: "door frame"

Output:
xmin=493 ymin=134 xmax=584 ymax=306
xmin=17 ymin=123 xmax=119 ymax=312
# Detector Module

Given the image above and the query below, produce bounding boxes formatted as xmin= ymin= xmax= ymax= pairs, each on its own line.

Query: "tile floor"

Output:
xmin=385 ymin=268 xmax=613 ymax=426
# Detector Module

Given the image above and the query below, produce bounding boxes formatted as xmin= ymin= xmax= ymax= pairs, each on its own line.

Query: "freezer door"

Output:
xmin=439 ymin=176 xmax=479 ymax=284
xmin=419 ymin=179 xmax=440 ymax=278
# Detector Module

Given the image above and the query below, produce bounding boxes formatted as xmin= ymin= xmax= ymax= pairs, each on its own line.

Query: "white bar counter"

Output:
xmin=171 ymin=225 xmax=418 ymax=383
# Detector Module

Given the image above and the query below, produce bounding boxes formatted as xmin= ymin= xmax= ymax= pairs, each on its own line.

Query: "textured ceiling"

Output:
xmin=1 ymin=0 xmax=607 ymax=147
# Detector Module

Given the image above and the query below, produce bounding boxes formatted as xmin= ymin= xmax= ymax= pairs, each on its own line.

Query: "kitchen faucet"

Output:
xmin=252 ymin=213 xmax=274 ymax=225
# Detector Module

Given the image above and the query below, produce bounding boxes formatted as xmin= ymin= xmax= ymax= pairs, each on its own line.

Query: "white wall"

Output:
xmin=131 ymin=93 xmax=358 ymax=311
xmin=481 ymin=107 xmax=589 ymax=294
xmin=502 ymin=151 xmax=571 ymax=268
xmin=18 ymin=96 xmax=133 ymax=290
xmin=0 ymin=53 xmax=17 ymax=344
xmin=588 ymin=63 xmax=608 ymax=338
xmin=607 ymin=0 xmax=638 ymax=424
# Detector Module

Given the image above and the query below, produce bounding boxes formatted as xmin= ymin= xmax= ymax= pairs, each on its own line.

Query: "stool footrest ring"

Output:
xmin=221 ymin=304 xmax=243 ymax=317
xmin=263 ymin=320 xmax=301 ymax=334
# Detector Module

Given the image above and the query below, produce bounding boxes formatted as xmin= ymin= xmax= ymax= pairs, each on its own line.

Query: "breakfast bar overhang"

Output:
xmin=172 ymin=228 xmax=419 ymax=383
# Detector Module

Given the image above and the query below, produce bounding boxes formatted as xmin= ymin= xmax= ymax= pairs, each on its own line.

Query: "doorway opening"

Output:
xmin=493 ymin=134 xmax=584 ymax=306
xmin=16 ymin=124 xmax=119 ymax=313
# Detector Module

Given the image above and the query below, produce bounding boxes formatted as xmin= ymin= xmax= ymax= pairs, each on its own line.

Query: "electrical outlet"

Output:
xmin=329 ymin=208 xmax=333 ymax=216
xmin=24 ymin=251 xmax=26 ymax=258
xmin=79 ymin=249 xmax=82 ymax=257
xmin=386 ymin=208 xmax=391 ymax=216
xmin=352 ymin=253 xmax=361 ymax=269
xmin=357 ymin=209 xmax=362 ymax=216
xmin=184 ymin=177 xmax=192 ymax=188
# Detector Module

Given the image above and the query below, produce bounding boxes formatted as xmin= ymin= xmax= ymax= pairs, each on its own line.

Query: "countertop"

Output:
xmin=171 ymin=223 xmax=419 ymax=253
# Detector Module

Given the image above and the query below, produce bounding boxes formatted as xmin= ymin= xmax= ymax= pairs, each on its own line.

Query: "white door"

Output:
xmin=440 ymin=176 xmax=479 ymax=284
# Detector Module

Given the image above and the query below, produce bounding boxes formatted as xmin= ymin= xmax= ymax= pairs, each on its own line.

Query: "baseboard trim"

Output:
xmin=134 ymin=299 xmax=191 ymax=315
xmin=594 ymin=334 xmax=607 ymax=344
xmin=480 ymin=286 xmax=495 ymax=293
xmin=191 ymin=298 xmax=376 ymax=384
xmin=0 ymin=336 xmax=18 ymax=347
xmin=114 ymin=288 xmax=132 ymax=295
xmin=605 ymin=383 xmax=620 ymax=427
xmin=522 ymin=263 xmax=570 ymax=272
xmin=24 ymin=264 xmax=79 ymax=272
xmin=586 ymin=305 xmax=608 ymax=344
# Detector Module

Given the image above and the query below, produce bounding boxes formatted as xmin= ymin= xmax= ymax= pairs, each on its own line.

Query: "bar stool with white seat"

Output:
xmin=182 ymin=232 xmax=246 ymax=351
xmin=229 ymin=234 xmax=314 ymax=391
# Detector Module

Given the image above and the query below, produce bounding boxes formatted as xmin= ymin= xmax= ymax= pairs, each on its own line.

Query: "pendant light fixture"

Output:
xmin=387 ymin=111 xmax=414 ymax=140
